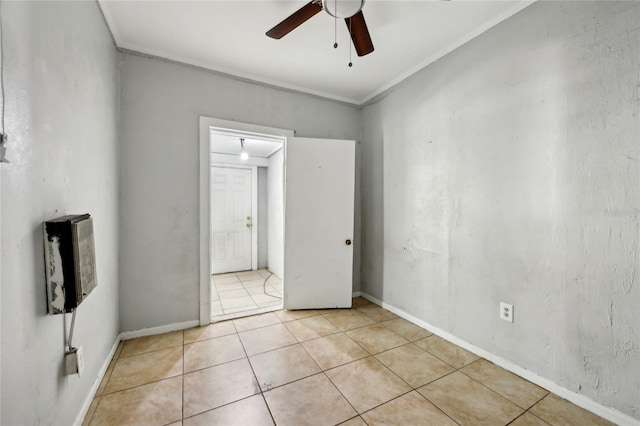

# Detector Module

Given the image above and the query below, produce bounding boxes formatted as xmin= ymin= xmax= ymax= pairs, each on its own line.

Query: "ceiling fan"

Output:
xmin=266 ymin=0 xmax=374 ymax=57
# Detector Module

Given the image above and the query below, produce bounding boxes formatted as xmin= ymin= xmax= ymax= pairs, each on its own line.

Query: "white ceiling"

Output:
xmin=100 ymin=0 xmax=534 ymax=105
xmin=211 ymin=133 xmax=283 ymax=157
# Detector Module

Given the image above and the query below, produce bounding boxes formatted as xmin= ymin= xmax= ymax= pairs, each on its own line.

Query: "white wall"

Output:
xmin=257 ymin=167 xmax=268 ymax=268
xmin=119 ymin=54 xmax=361 ymax=331
xmin=267 ymin=150 xmax=285 ymax=278
xmin=361 ymin=1 xmax=639 ymax=419
xmin=0 ymin=2 xmax=120 ymax=424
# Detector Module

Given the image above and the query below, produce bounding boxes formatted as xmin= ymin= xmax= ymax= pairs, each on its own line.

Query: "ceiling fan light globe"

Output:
xmin=240 ymin=152 xmax=249 ymax=160
xmin=322 ymin=0 xmax=365 ymax=19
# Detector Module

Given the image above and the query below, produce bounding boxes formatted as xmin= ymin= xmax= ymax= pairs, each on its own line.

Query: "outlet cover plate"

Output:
xmin=64 ymin=346 xmax=84 ymax=375
xmin=500 ymin=302 xmax=514 ymax=323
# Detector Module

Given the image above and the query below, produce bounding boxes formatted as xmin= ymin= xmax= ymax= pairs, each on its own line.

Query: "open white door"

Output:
xmin=284 ymin=137 xmax=355 ymax=309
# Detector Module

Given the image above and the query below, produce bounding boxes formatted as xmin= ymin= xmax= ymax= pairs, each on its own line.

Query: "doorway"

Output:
xmin=209 ymin=128 xmax=285 ymax=321
xmin=199 ymin=117 xmax=357 ymax=327
xmin=211 ymin=166 xmax=254 ymax=274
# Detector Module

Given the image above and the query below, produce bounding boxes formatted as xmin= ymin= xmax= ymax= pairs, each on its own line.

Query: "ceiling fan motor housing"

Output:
xmin=322 ymin=0 xmax=365 ymax=19
xmin=266 ymin=0 xmax=373 ymax=58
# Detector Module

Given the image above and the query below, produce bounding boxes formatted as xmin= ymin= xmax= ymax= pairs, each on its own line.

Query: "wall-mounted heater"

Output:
xmin=43 ymin=214 xmax=97 ymax=315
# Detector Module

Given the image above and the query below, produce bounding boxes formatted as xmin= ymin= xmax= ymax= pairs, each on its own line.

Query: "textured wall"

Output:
xmin=361 ymin=1 xmax=639 ymax=419
xmin=0 ymin=2 xmax=120 ymax=424
xmin=119 ymin=54 xmax=361 ymax=331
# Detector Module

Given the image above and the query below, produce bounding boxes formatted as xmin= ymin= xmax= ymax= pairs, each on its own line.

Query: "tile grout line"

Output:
xmin=118 ymin=309 xmax=401 ymax=392
xmin=362 ymin=388 xmax=459 ymax=425
xmin=100 ymin=337 xmax=184 ymax=396
xmin=213 ymin=271 xmax=283 ymax=319
xmin=353 ymin=343 xmax=464 ymax=423
xmin=181 ymin=329 xmax=185 ymax=424
xmin=239 ymin=324 xmax=371 ymax=408
xmin=234 ymin=326 xmax=278 ymax=425
xmin=93 ymin=299 xmax=601 ymax=425
xmin=304 ymin=327 xmax=416 ymax=423
xmin=176 ymin=352 xmax=384 ymax=425
xmin=90 ymin=305 xmax=365 ymax=421
xmin=84 ymin=396 xmax=101 ymax=426
xmin=183 ymin=353 xmax=248 ymax=375
xmin=336 ymin=415 xmax=368 ymax=426
xmin=129 ymin=312 xmax=414 ymax=422
xmin=411 ymin=334 xmax=476 ymax=370
xmin=116 ymin=343 xmax=184 ymax=361
xmin=339 ymin=324 xmax=466 ymax=425
xmin=181 ymin=317 xmax=271 ymax=421
xmin=181 ymin=393 xmax=268 ymax=423
xmin=279 ymin=333 xmax=330 ymax=405
xmin=526 ymin=406 xmax=554 ymax=426
xmin=411 ymin=369 xmax=466 ymax=425
xmin=412 ymin=352 xmax=539 ymax=425
xmin=218 ymin=272 xmax=252 ymax=315
xmin=95 ymin=377 xmax=185 ymax=405
xmin=320 ymin=368 xmax=360 ymax=422
xmin=519 ymin=394 xmax=557 ymax=426
xmin=86 ymin=343 xmax=124 ymax=424
xmin=210 ymin=275 xmax=222 ymax=308
xmin=506 ymin=409 xmax=553 ymax=426
xmin=212 ymin=304 xmax=283 ymax=323
xmin=212 ymin=269 xmax=282 ymax=315
xmin=97 ymin=351 xmax=118 ymax=394
xmin=421 ymin=345 xmax=549 ymax=417
xmin=411 ymin=349 xmax=484 ymax=421
xmin=456 ymin=366 xmax=550 ymax=411
xmin=316 ymin=330 xmax=461 ymax=425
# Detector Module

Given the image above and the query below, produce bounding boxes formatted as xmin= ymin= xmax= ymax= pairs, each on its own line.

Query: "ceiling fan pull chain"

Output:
xmin=348 ymin=17 xmax=353 ymax=67
xmin=333 ymin=0 xmax=338 ymax=48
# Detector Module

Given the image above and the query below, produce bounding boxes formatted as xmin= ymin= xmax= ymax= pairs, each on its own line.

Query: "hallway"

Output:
xmin=211 ymin=269 xmax=283 ymax=320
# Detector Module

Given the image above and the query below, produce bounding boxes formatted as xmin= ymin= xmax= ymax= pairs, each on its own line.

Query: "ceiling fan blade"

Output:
xmin=266 ymin=1 xmax=323 ymax=39
xmin=345 ymin=11 xmax=374 ymax=57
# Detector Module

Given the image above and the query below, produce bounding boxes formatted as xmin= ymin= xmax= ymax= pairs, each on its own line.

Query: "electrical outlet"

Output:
xmin=500 ymin=302 xmax=514 ymax=323
xmin=0 ymin=133 xmax=8 ymax=163
xmin=65 ymin=346 xmax=84 ymax=375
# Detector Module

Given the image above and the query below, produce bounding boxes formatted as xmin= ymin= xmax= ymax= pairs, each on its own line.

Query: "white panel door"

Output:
xmin=211 ymin=167 xmax=252 ymax=273
xmin=284 ymin=137 xmax=355 ymax=309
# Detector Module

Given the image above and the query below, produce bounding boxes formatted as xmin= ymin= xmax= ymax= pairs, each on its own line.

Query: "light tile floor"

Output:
xmin=212 ymin=269 xmax=283 ymax=320
xmin=83 ymin=298 xmax=614 ymax=426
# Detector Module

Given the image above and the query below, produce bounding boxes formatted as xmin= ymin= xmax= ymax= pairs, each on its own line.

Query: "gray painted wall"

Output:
xmin=119 ymin=54 xmax=361 ymax=331
xmin=0 ymin=2 xmax=120 ymax=424
xmin=361 ymin=1 xmax=639 ymax=419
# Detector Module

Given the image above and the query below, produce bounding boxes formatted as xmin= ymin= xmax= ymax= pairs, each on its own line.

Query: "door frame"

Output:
xmin=199 ymin=117 xmax=293 ymax=326
xmin=210 ymin=164 xmax=258 ymax=273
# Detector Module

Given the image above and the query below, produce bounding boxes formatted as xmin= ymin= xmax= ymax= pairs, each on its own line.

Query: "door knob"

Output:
xmin=345 ymin=239 xmax=352 ymax=246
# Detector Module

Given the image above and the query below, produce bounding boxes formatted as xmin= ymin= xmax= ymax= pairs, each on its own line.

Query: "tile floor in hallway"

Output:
xmin=212 ymin=269 xmax=283 ymax=320
xmin=83 ymin=298 xmax=614 ymax=426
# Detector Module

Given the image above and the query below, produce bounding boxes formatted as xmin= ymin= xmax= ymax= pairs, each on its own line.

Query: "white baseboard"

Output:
xmin=352 ymin=291 xmax=361 ymax=298
xmin=73 ymin=335 xmax=121 ymax=426
xmin=119 ymin=319 xmax=200 ymax=340
xmin=359 ymin=292 xmax=639 ymax=426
